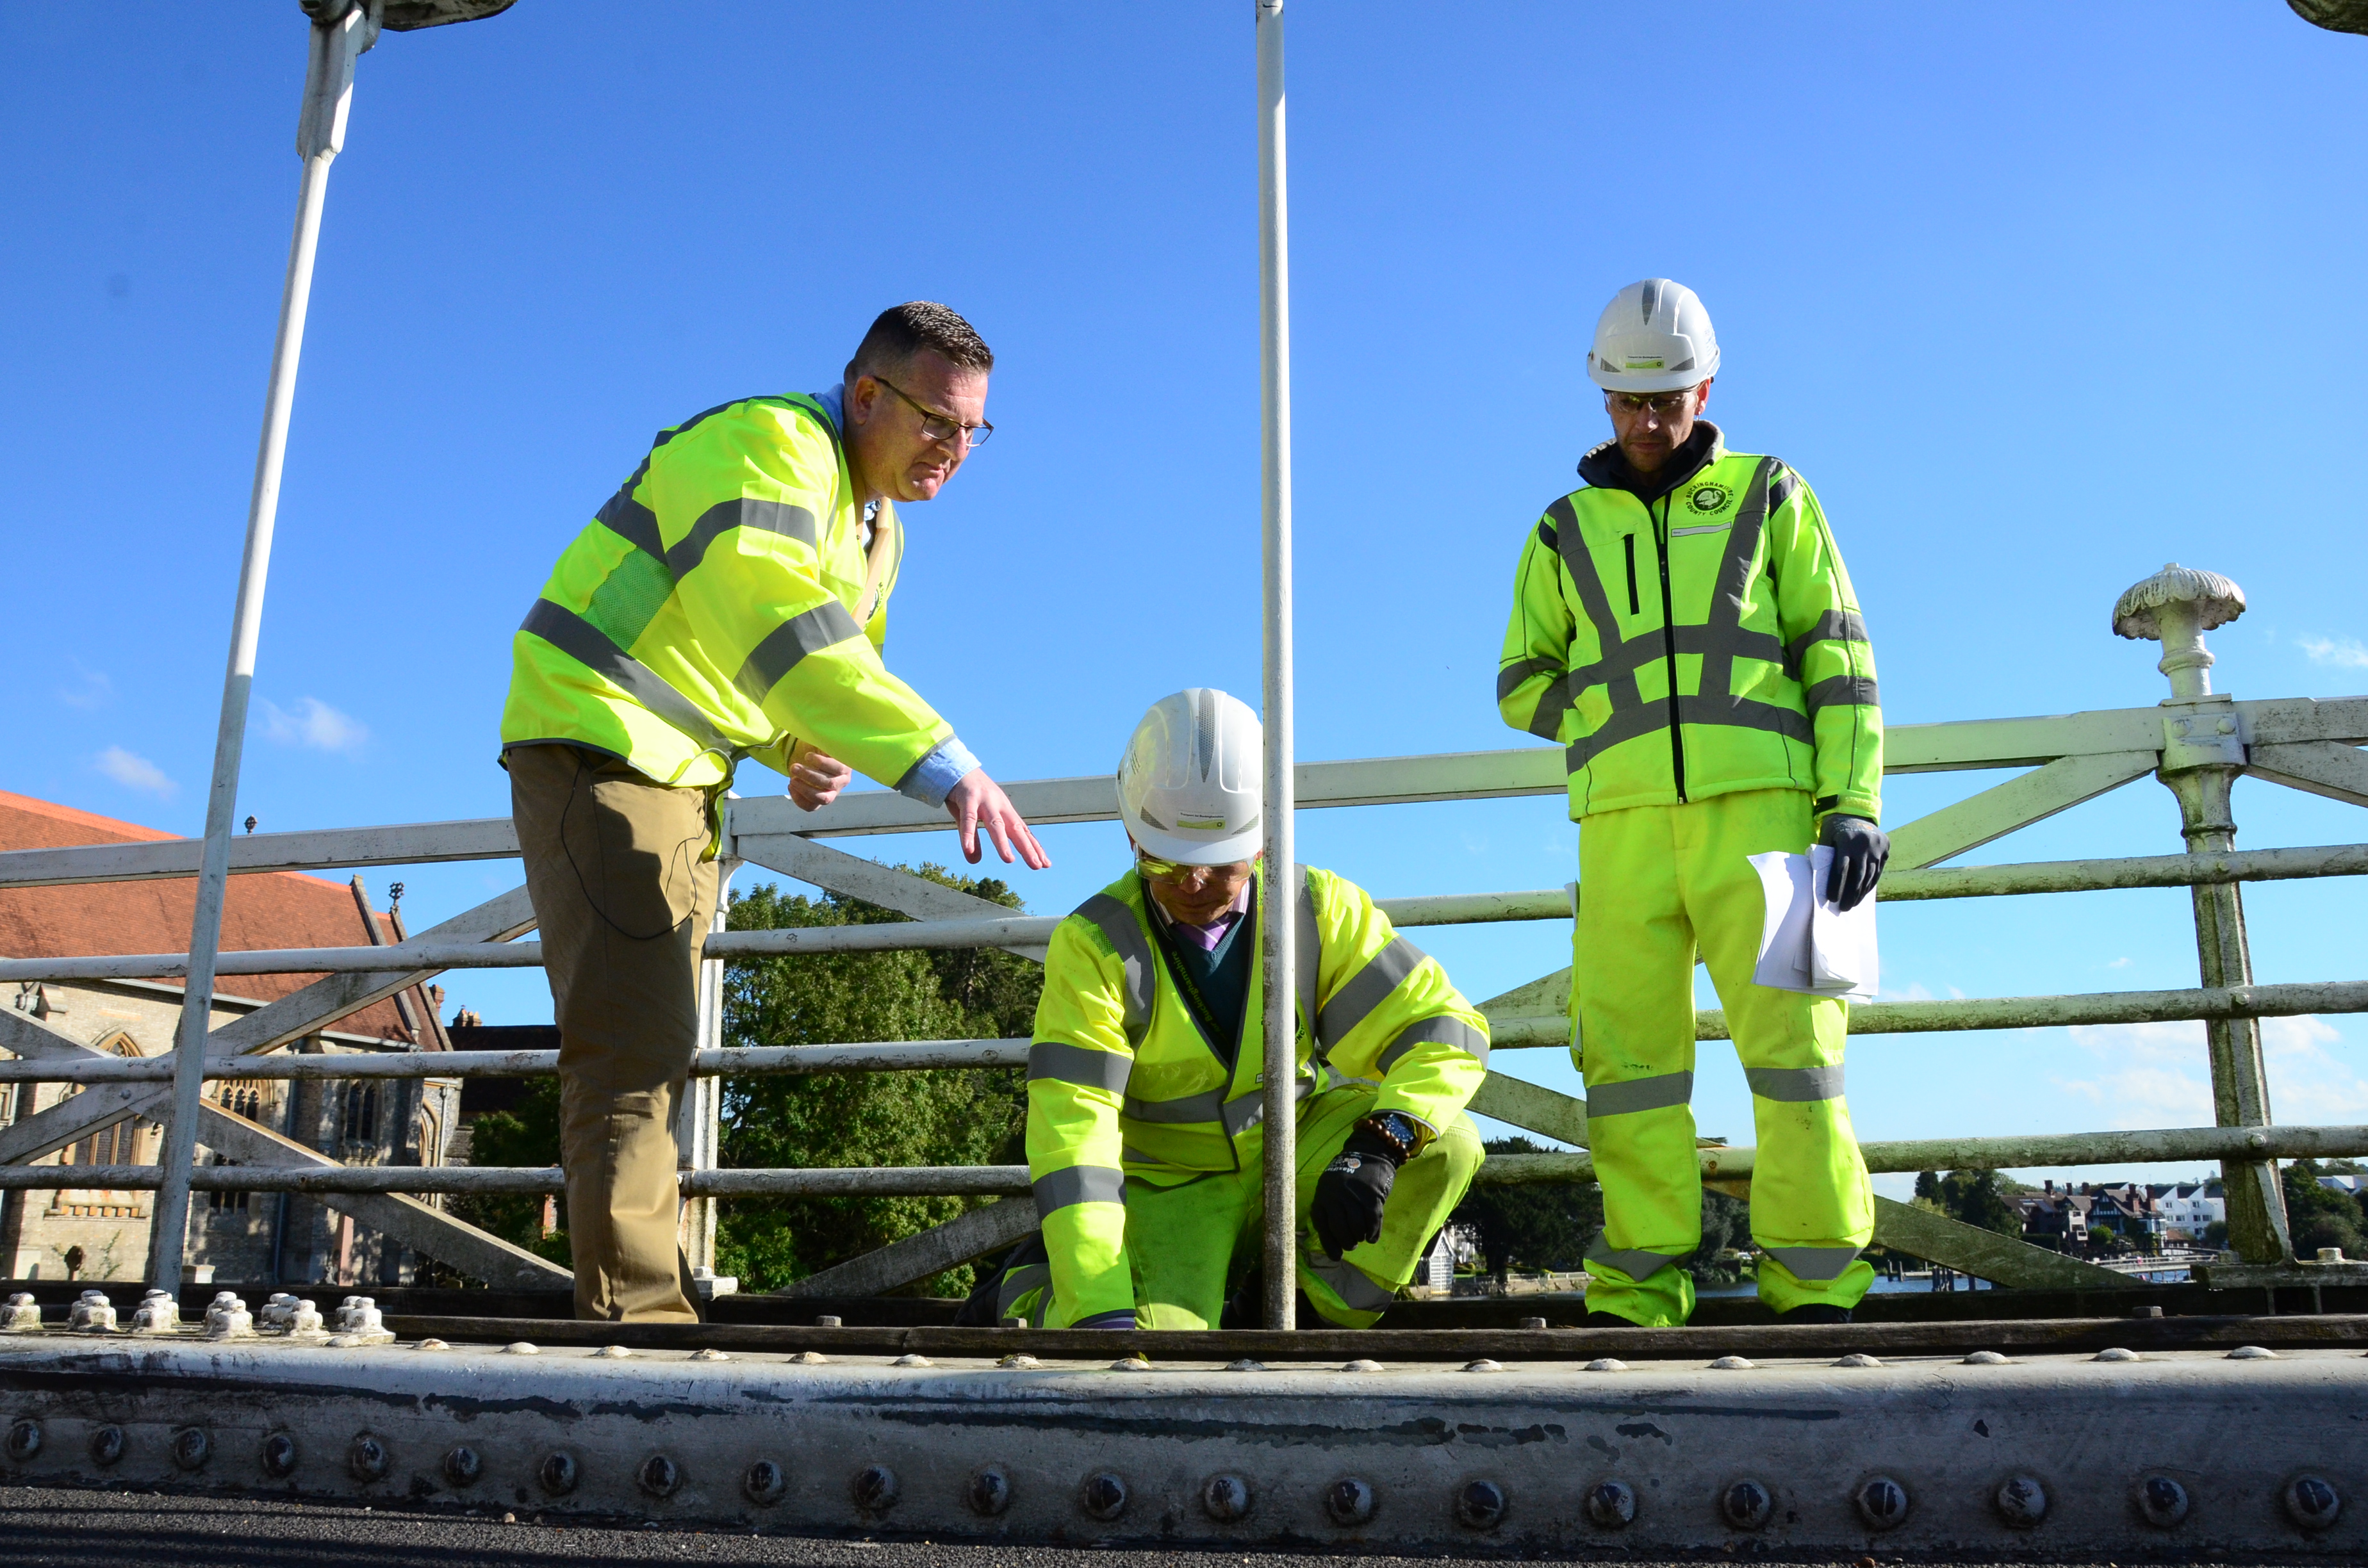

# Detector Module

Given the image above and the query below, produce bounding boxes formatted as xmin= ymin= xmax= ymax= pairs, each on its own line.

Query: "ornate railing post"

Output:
xmin=2114 ymin=563 xmax=2292 ymax=1262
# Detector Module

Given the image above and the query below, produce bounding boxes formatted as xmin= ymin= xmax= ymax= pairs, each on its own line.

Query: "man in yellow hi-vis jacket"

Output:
xmin=1497 ymin=279 xmax=1887 ymax=1328
xmin=994 ymin=689 xmax=1488 ymax=1330
xmin=501 ymin=302 xmax=1048 ymax=1322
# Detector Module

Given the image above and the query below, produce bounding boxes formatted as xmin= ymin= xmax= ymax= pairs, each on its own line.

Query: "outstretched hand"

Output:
xmin=1820 ymin=813 xmax=1889 ymax=912
xmin=945 ymin=770 xmax=1050 ymax=870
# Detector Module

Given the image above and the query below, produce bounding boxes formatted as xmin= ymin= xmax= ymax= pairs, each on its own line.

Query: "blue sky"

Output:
xmin=5 ymin=3 xmax=2365 ymax=1199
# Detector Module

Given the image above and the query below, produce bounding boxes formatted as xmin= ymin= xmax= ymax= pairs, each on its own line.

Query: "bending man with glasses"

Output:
xmin=1497 ymin=278 xmax=1887 ymax=1328
xmin=985 ymin=689 xmax=1487 ymax=1330
xmin=502 ymin=301 xmax=1043 ymax=1323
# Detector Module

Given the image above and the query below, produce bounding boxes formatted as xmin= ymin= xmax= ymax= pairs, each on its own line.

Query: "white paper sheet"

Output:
xmin=1748 ymin=845 xmax=1878 ymax=1002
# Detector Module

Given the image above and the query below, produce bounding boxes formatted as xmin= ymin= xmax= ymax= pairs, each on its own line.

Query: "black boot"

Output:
xmin=1584 ymin=1309 xmax=1643 ymax=1328
xmin=1775 ymin=1302 xmax=1852 ymax=1325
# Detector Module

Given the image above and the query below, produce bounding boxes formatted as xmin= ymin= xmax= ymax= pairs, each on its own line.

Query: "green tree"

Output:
xmin=2283 ymin=1159 xmax=2368 ymax=1261
xmin=1451 ymin=1137 xmax=1600 ymax=1280
xmin=450 ymin=1080 xmax=571 ymax=1268
xmin=1447 ymin=1141 xmax=1747 ymax=1286
xmin=712 ymin=868 xmax=1042 ymax=1294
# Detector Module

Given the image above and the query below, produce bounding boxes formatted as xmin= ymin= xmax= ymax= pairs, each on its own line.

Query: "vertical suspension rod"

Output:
xmin=146 ymin=2 xmax=375 ymax=1289
xmin=1255 ymin=0 xmax=1297 ymax=1332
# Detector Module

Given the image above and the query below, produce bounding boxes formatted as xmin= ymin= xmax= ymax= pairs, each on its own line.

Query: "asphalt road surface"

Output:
xmin=0 ymin=1485 xmax=2148 ymax=1568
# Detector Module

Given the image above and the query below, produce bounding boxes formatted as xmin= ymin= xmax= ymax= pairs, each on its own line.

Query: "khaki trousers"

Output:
xmin=509 ymin=744 xmax=720 ymax=1323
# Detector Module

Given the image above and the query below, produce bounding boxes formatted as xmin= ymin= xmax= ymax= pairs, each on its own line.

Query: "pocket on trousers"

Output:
xmin=565 ymin=768 xmax=709 ymax=940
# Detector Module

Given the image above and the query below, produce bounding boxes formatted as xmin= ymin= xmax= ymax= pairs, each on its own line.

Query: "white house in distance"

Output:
xmin=2148 ymin=1180 xmax=2225 ymax=1243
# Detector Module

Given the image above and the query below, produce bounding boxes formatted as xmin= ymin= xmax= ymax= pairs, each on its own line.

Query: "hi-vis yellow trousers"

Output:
xmin=1574 ymin=787 xmax=1874 ymax=1326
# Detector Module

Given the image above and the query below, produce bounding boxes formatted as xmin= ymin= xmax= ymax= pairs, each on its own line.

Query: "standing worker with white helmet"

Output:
xmin=1497 ymin=279 xmax=1887 ymax=1327
xmin=990 ymin=689 xmax=1488 ymax=1330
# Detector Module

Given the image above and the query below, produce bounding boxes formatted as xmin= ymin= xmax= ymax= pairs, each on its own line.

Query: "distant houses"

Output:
xmin=2014 ymin=1178 xmax=2224 ymax=1254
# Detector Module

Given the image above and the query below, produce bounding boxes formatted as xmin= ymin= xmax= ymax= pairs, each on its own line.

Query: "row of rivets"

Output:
xmin=0 ymin=1410 xmax=2342 ymax=1533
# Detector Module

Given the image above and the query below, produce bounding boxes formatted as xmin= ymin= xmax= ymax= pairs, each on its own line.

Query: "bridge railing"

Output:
xmin=2 ymin=566 xmax=2366 ymax=1296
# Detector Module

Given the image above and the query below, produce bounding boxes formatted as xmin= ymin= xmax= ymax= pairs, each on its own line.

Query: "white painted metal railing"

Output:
xmin=3 ymin=646 xmax=2366 ymax=1291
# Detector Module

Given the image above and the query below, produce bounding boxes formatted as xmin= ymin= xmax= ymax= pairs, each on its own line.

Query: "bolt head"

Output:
xmin=348 ymin=1433 xmax=390 ymax=1482
xmin=966 ymin=1465 xmax=1012 ymax=1517
xmin=1080 ymin=1471 xmax=1128 ymax=1521
xmin=743 ymin=1459 xmax=787 ymax=1505
xmin=1855 ymin=1475 xmax=1910 ymax=1529
xmin=1994 ymin=1474 xmax=2048 ymax=1528
xmin=1201 ymin=1472 xmax=1253 ymax=1523
xmin=2285 ymin=1474 xmax=2342 ymax=1531
xmin=1454 ymin=1478 xmax=1509 ymax=1531
xmin=87 ymin=1426 xmax=125 ymax=1467
xmin=260 ymin=1432 xmax=297 ymax=1478
xmin=171 ymin=1427 xmax=211 ymax=1472
xmin=4 ymin=1421 xmax=38 ymax=1462
xmin=537 ymin=1451 xmax=578 ymax=1496
xmin=1720 ymin=1478 xmax=1774 ymax=1530
xmin=1584 ymin=1480 xmax=1637 ymax=1528
xmin=852 ymin=1464 xmax=898 ymax=1514
xmin=1324 ymin=1476 xmax=1377 ymax=1527
xmin=443 ymin=1446 xmax=482 ymax=1487
xmin=638 ymin=1454 xmax=680 ymax=1499
xmin=2133 ymin=1473 xmax=2191 ymax=1528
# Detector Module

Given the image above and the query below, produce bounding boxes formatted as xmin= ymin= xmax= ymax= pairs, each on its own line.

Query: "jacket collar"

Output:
xmin=1577 ymin=420 xmax=1725 ymax=505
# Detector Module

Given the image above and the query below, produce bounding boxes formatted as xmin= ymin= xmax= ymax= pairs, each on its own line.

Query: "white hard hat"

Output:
xmin=1116 ymin=689 xmax=1262 ymax=865
xmin=1586 ymin=278 xmax=1720 ymax=394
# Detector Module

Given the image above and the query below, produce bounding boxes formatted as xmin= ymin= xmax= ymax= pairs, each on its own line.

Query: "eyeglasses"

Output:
xmin=1135 ymin=853 xmax=1254 ymax=890
xmin=873 ymin=375 xmax=994 ymax=450
xmin=1605 ymin=389 xmax=1698 ymax=418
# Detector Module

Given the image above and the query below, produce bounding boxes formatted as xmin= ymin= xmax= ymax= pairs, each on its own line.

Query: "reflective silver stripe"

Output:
xmin=1495 ymin=658 xmax=1552 ymax=702
xmin=1219 ymin=1074 xmax=1316 ymax=1138
xmin=1765 ymin=1245 xmax=1864 ymax=1282
xmin=1123 ymin=1088 xmax=1225 ymax=1124
xmin=1695 ymin=457 xmax=1780 ymax=705
xmin=1028 ymin=1041 xmax=1133 ymax=1095
xmin=667 ymin=497 xmax=821 ymax=580
xmin=1768 ymin=467 xmax=1802 ymax=511
xmin=1805 ymin=674 xmax=1880 ymax=712
xmin=518 ymin=598 xmax=732 ymax=759
xmin=996 ymin=1264 xmax=1049 ymax=1319
xmin=1075 ymin=894 xmax=1156 ymax=1047
xmin=1668 ymin=520 xmax=1729 ymax=537
xmin=732 ymin=599 xmax=865 ymax=706
xmin=1119 ymin=1144 xmax=1165 ymax=1168
xmin=1585 ymin=1070 xmax=1693 ymax=1118
xmin=1032 ymin=1164 xmax=1125 ymax=1213
xmin=1294 ymin=866 xmax=1320 ymax=1041
xmin=1550 ymin=496 xmax=1644 ymax=716
xmin=1746 ymin=1065 xmax=1845 ymax=1102
xmin=1675 ymin=623 xmax=1786 ymax=666
xmin=1376 ymin=1015 xmax=1490 ymax=1075
xmin=1303 ymin=1254 xmax=1398 ymax=1311
xmin=1316 ymin=935 xmax=1427 ymax=1047
xmin=1784 ymin=609 xmax=1870 ymax=667
xmin=594 ymin=484 xmax=665 ymax=562
xmin=1584 ymin=1235 xmax=1679 ymax=1281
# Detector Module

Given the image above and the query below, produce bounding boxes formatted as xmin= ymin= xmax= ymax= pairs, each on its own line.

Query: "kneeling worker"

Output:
xmin=1495 ymin=279 xmax=1887 ymax=1327
xmin=1001 ymin=689 xmax=1488 ymax=1330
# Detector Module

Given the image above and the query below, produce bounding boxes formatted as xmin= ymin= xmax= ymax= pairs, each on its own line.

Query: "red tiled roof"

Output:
xmin=0 ymin=790 xmax=424 ymax=1044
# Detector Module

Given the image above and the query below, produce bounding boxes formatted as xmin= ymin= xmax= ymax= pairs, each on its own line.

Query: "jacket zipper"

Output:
xmin=1622 ymin=534 xmax=1641 ymax=616
xmin=1652 ymin=496 xmax=1689 ymax=802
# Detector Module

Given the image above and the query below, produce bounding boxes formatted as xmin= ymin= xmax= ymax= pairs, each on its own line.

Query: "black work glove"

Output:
xmin=1310 ymin=1131 xmax=1398 ymax=1260
xmin=1820 ymin=813 xmax=1889 ymax=913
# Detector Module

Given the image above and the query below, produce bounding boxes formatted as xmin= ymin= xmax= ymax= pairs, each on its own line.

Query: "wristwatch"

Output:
xmin=1354 ymin=1110 xmax=1431 ymax=1163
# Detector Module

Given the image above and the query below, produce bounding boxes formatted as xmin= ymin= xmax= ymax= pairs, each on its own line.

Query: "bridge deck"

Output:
xmin=0 ymin=1314 xmax=2358 ymax=1556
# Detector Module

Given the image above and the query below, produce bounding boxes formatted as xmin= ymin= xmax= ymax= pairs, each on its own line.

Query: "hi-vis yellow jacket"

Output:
xmin=500 ymin=393 xmax=944 ymax=791
xmin=1025 ymin=861 xmax=1489 ymax=1326
xmin=1497 ymin=425 xmax=1882 ymax=822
